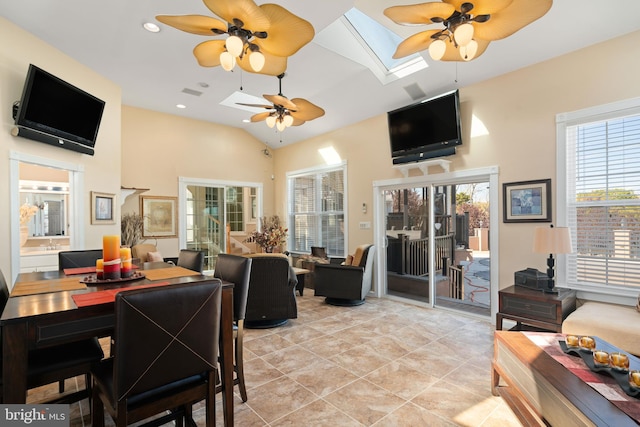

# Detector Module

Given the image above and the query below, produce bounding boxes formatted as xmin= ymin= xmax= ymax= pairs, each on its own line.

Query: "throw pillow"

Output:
xmin=147 ymin=251 xmax=164 ymax=262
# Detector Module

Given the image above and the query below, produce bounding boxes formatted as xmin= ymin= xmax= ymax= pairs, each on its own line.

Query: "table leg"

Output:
xmin=220 ymin=287 xmax=234 ymax=427
xmin=3 ymin=322 xmax=29 ymax=403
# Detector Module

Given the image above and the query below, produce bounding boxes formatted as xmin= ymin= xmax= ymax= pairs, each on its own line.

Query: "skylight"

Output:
xmin=314 ymin=7 xmax=427 ymax=85
xmin=343 ymin=8 xmax=408 ymax=72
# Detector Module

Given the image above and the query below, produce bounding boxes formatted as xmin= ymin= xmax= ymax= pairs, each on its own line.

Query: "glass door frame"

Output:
xmin=178 ymin=177 xmax=263 ymax=265
xmin=373 ymin=166 xmax=500 ymax=320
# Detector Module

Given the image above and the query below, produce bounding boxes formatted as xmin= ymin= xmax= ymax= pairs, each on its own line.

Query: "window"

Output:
xmin=288 ymin=163 xmax=347 ymax=257
xmin=558 ymin=98 xmax=640 ymax=295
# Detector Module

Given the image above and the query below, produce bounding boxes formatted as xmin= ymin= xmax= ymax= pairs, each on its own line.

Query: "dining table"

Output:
xmin=1 ymin=262 xmax=235 ymax=427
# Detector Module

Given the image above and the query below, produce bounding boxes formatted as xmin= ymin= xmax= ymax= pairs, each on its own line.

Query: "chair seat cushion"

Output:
xmin=27 ymin=337 xmax=104 ymax=377
xmin=92 ymin=357 xmax=206 ymax=408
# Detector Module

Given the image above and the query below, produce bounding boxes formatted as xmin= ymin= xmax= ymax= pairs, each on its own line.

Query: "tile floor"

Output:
xmin=29 ymin=295 xmax=522 ymax=426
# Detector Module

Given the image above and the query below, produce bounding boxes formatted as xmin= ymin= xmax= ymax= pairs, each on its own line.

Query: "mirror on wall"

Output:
xmin=19 ymin=180 xmax=69 ymax=237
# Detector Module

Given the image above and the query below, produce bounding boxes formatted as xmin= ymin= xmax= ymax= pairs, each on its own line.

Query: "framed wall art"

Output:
xmin=141 ymin=196 xmax=177 ymax=238
xmin=91 ymin=191 xmax=116 ymax=225
xmin=503 ymin=179 xmax=551 ymax=223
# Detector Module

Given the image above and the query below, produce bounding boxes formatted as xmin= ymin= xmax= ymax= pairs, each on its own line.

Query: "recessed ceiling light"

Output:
xmin=143 ymin=22 xmax=160 ymax=33
xmin=176 ymin=104 xmax=186 ymax=109
xmin=242 ymin=119 xmax=250 ymax=123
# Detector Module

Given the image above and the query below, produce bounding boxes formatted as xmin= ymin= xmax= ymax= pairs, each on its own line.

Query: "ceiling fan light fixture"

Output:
xmin=265 ymin=115 xmax=277 ymax=128
xmin=460 ymin=39 xmax=478 ymax=61
xmin=249 ymin=51 xmax=265 ymax=72
xmin=276 ymin=118 xmax=286 ymax=132
xmin=429 ymin=39 xmax=446 ymax=61
xmin=220 ymin=51 xmax=236 ymax=71
xmin=453 ymin=23 xmax=474 ymax=47
xmin=283 ymin=114 xmax=294 ymax=127
xmin=226 ymin=35 xmax=244 ymax=57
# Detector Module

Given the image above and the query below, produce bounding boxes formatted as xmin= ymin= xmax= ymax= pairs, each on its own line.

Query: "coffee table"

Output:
xmin=492 ymin=331 xmax=638 ymax=426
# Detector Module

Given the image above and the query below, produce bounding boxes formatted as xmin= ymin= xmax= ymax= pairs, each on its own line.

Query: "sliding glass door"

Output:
xmin=375 ymin=168 xmax=497 ymax=318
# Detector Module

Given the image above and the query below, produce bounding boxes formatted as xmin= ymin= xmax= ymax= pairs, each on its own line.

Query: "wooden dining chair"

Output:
xmin=91 ymin=280 xmax=222 ymax=427
xmin=213 ymin=254 xmax=252 ymax=402
xmin=0 ymin=269 xmax=104 ymax=404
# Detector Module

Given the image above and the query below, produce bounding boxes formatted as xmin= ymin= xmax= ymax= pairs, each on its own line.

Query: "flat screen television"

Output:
xmin=12 ymin=64 xmax=105 ymax=155
xmin=387 ymin=90 xmax=461 ymax=164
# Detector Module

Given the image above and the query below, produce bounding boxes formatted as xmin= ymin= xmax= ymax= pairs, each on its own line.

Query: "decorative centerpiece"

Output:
xmin=245 ymin=215 xmax=288 ymax=253
xmin=19 ymin=202 xmax=38 ymax=246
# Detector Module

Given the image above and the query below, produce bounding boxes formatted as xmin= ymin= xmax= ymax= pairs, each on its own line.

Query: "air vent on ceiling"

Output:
xmin=403 ymin=83 xmax=426 ymax=101
xmin=182 ymin=88 xmax=203 ymax=97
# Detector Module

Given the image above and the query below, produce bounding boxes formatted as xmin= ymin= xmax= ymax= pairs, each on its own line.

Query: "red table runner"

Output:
xmin=71 ymin=281 xmax=170 ymax=307
xmin=524 ymin=332 xmax=640 ymax=423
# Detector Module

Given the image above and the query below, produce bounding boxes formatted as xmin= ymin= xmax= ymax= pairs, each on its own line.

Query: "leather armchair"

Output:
xmin=314 ymin=244 xmax=375 ymax=306
xmin=243 ymin=253 xmax=297 ymax=328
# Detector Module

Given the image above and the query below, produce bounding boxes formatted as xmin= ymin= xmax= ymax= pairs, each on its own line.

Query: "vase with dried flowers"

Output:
xmin=245 ymin=215 xmax=288 ymax=253
xmin=121 ymin=212 xmax=144 ymax=248
xmin=19 ymin=202 xmax=38 ymax=246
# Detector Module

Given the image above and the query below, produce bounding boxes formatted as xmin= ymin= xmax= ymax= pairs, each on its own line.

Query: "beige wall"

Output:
xmin=273 ymin=30 xmax=640 ymax=290
xmin=3 ymin=12 xmax=639 ymax=294
xmin=0 ymin=17 xmax=122 ymax=280
xmin=121 ymin=105 xmax=274 ymax=258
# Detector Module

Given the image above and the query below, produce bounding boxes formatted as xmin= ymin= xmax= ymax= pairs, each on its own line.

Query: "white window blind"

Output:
xmin=565 ymin=113 xmax=640 ymax=289
xmin=288 ymin=165 xmax=346 ymax=257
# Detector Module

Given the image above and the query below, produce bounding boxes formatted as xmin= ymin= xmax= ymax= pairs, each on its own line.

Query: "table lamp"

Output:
xmin=533 ymin=224 xmax=573 ymax=293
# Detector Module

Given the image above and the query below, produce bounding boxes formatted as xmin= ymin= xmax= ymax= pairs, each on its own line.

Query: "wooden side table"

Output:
xmin=497 ymin=285 xmax=577 ymax=332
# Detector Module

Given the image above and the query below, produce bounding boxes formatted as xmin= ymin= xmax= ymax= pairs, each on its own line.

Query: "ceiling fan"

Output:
xmin=384 ymin=0 xmax=552 ymax=62
xmin=156 ymin=0 xmax=314 ymax=75
xmin=237 ymin=73 xmax=325 ymax=132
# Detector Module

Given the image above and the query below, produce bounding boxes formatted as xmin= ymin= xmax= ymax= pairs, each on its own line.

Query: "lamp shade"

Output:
xmin=533 ymin=226 xmax=573 ymax=254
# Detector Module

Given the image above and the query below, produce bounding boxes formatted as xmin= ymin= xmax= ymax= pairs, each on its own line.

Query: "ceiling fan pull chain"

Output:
xmin=239 ymin=70 xmax=243 ymax=91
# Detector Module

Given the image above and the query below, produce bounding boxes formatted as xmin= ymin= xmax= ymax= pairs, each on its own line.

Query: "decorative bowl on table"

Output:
xmin=578 ymin=336 xmax=596 ymax=351
xmin=629 ymin=370 xmax=640 ymax=390
xmin=592 ymin=349 xmax=610 ymax=368
xmin=610 ymin=352 xmax=630 ymax=371
xmin=565 ymin=334 xmax=580 ymax=349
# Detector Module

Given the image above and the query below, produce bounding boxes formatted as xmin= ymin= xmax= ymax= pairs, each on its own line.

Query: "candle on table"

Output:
xmin=120 ymin=247 xmax=132 ymax=278
xmin=103 ymin=235 xmax=120 ymax=261
xmin=96 ymin=259 xmax=104 ymax=280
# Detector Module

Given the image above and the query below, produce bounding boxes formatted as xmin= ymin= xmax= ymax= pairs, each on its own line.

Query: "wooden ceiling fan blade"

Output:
xmin=250 ymin=112 xmax=272 ymax=122
xmin=443 ymin=0 xmax=514 ymax=16
xmin=290 ymin=117 xmax=306 ymax=127
xmin=156 ymin=15 xmax=228 ymax=35
xmin=256 ymin=4 xmax=315 ymax=57
xmin=202 ymin=0 xmax=270 ymax=31
xmin=290 ymin=98 xmax=325 ymax=121
xmin=236 ymin=51 xmax=287 ymax=75
xmin=439 ymin=38 xmax=490 ymax=60
xmin=193 ymin=40 xmax=226 ymax=67
xmin=384 ymin=3 xmax=455 ymax=26
xmin=392 ymin=30 xmax=440 ymax=59
xmin=473 ymin=0 xmax=552 ymax=41
xmin=263 ymin=94 xmax=297 ymax=111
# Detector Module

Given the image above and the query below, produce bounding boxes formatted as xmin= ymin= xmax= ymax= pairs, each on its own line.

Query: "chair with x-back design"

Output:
xmin=91 ymin=280 xmax=222 ymax=427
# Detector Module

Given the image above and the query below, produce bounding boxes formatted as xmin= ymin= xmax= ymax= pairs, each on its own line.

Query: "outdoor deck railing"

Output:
xmin=387 ymin=233 xmax=454 ymax=276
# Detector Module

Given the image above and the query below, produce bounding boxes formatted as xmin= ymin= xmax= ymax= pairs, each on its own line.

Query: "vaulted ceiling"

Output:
xmin=3 ymin=1 xmax=640 ymax=148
